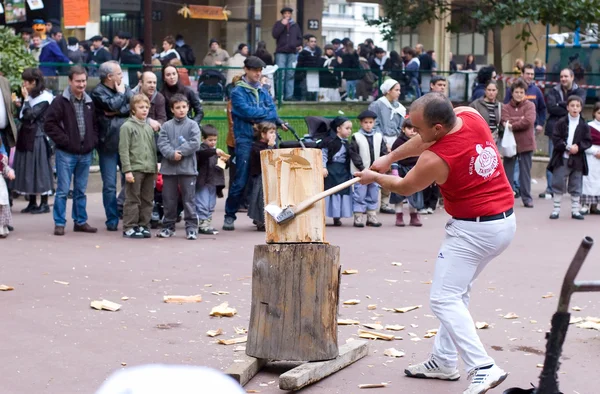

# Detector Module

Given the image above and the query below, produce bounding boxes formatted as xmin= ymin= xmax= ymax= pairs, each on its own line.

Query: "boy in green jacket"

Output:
xmin=119 ymin=94 xmax=158 ymax=239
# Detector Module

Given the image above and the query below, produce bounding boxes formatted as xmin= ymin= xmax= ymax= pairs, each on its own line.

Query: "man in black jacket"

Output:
xmin=175 ymin=34 xmax=196 ymax=66
xmin=44 ymin=66 xmax=99 ymax=236
xmin=272 ymin=6 xmax=303 ymax=101
xmin=91 ymin=61 xmax=134 ymax=231
xmin=541 ymin=68 xmax=586 ymax=198
xmin=296 ymin=34 xmax=320 ymax=101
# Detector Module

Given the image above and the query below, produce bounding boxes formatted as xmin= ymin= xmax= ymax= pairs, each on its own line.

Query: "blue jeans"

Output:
xmin=53 ymin=149 xmax=92 ymax=227
xmin=98 ymin=151 xmax=120 ymax=228
xmin=195 ymin=184 xmax=217 ymax=220
xmin=225 ymin=142 xmax=251 ymax=220
xmin=546 ymin=137 xmax=554 ymax=193
xmin=275 ymin=53 xmax=296 ymax=100
xmin=513 ymin=157 xmax=520 ymax=190
xmin=346 ymin=80 xmax=357 ymax=99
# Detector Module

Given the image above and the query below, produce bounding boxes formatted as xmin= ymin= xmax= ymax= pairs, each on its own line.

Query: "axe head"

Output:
xmin=264 ymin=204 xmax=296 ymax=224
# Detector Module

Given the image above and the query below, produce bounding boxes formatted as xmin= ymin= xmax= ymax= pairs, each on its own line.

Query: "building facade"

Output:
xmin=321 ymin=1 xmax=388 ymax=49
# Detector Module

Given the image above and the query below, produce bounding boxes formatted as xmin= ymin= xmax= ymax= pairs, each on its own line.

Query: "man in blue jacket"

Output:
xmin=223 ymin=56 xmax=286 ymax=231
xmin=39 ymin=29 xmax=72 ymax=76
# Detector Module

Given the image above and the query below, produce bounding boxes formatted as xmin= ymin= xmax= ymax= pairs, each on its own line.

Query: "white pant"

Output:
xmin=430 ymin=214 xmax=516 ymax=372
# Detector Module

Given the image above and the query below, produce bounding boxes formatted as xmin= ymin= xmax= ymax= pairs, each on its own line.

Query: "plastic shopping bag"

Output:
xmin=499 ymin=123 xmax=517 ymax=158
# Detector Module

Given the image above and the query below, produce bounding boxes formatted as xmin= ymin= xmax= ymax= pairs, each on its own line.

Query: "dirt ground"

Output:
xmin=1 ymin=184 xmax=600 ymax=394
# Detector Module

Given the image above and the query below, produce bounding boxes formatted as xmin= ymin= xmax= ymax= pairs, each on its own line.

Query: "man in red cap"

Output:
xmin=355 ymin=93 xmax=516 ymax=394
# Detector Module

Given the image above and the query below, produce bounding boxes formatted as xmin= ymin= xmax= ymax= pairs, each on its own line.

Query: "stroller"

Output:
xmin=277 ymin=116 xmax=333 ymax=149
xmin=150 ymin=173 xmax=185 ymax=229
xmin=198 ymin=69 xmax=226 ymax=101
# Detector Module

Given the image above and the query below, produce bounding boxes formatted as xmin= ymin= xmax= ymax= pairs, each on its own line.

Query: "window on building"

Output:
xmin=451 ymin=32 xmax=486 ymax=56
xmin=339 ymin=4 xmax=347 ymax=15
xmin=397 ymin=32 xmax=419 ymax=49
xmin=363 ymin=6 xmax=375 ymax=19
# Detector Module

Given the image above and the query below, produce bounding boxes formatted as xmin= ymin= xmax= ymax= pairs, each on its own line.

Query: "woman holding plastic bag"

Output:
xmin=500 ymin=78 xmax=536 ymax=207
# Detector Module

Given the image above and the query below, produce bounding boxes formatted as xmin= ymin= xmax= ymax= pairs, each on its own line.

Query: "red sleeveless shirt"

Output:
xmin=427 ymin=111 xmax=514 ymax=218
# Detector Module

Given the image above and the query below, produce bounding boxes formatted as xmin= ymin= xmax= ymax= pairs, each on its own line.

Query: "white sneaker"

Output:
xmin=418 ymin=209 xmax=428 ymax=214
xmin=426 ymin=208 xmax=434 ymax=214
xmin=463 ymin=365 xmax=508 ymax=394
xmin=404 ymin=356 xmax=460 ymax=381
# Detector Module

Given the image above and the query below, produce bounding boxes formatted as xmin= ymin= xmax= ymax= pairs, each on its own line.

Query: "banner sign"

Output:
xmin=178 ymin=5 xmax=231 ymax=20
xmin=64 ymin=0 xmax=90 ymax=28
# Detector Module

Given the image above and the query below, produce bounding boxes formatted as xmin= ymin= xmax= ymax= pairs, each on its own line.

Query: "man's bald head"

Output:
xmin=140 ymin=72 xmax=157 ymax=97
xmin=409 ymin=93 xmax=457 ymax=143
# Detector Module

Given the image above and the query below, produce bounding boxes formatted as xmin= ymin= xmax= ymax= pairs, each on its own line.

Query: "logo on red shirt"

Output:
xmin=469 ymin=142 xmax=499 ymax=179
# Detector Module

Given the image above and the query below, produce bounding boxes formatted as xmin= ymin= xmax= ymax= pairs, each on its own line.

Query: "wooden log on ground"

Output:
xmin=278 ymin=340 xmax=369 ymax=390
xmin=261 ymin=148 xmax=325 ymax=243
xmin=246 ymin=244 xmax=340 ymax=361
xmin=225 ymin=354 xmax=267 ymax=386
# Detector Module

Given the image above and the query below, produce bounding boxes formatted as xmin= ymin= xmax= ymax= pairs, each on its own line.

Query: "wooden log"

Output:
xmin=278 ymin=340 xmax=369 ymax=390
xmin=224 ymin=354 xmax=267 ymax=386
xmin=246 ymin=244 xmax=340 ymax=361
xmin=261 ymin=148 xmax=325 ymax=243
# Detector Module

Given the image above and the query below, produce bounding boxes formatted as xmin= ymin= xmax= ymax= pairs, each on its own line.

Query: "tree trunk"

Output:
xmin=261 ymin=148 xmax=326 ymax=243
xmin=492 ymin=24 xmax=506 ymax=101
xmin=493 ymin=24 xmax=503 ymax=74
xmin=246 ymin=244 xmax=341 ymax=361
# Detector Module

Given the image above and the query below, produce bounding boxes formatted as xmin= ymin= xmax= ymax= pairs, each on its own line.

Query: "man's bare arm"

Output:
xmin=365 ymin=151 xmax=447 ymax=196
xmin=388 ymin=134 xmax=434 ymax=162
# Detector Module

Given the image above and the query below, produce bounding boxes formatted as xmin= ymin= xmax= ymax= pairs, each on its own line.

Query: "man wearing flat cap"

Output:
xmin=90 ymin=36 xmax=111 ymax=63
xmin=110 ymin=31 xmax=131 ymax=62
xmin=20 ymin=27 xmax=33 ymax=51
xmin=272 ymin=6 xmax=303 ymax=101
xmin=222 ymin=56 xmax=287 ymax=231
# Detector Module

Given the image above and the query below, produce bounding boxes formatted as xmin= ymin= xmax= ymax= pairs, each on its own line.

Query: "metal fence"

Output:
xmin=38 ymin=62 xmax=600 ymax=106
xmin=204 ymin=116 xmax=362 ymax=151
xmin=39 ymin=63 xmax=477 ymax=104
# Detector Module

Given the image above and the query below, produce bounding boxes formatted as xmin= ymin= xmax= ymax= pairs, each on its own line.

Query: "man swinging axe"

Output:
xmin=355 ymin=93 xmax=516 ymax=394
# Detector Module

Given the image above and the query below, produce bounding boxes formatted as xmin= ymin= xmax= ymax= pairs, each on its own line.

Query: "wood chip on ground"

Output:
xmin=163 ymin=295 xmax=203 ymax=303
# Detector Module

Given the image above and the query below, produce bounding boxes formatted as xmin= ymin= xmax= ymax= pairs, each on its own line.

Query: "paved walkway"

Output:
xmin=1 ymin=185 xmax=599 ymax=393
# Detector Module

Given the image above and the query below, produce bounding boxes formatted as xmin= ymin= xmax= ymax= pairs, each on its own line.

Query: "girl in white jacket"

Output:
xmin=582 ymin=102 xmax=600 ymax=214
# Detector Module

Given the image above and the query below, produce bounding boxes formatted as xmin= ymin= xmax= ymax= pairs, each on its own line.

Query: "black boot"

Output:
xmin=31 ymin=195 xmax=50 ymax=214
xmin=21 ymin=195 xmax=38 ymax=213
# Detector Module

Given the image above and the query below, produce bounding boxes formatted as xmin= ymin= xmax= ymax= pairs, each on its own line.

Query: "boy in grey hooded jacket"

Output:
xmin=157 ymin=94 xmax=201 ymax=239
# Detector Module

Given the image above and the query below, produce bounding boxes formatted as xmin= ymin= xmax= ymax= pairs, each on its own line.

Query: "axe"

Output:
xmin=265 ymin=177 xmax=361 ymax=225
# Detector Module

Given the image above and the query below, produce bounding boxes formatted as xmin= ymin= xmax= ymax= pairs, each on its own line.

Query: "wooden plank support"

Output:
xmin=225 ymin=355 xmax=267 ymax=387
xmin=278 ymin=340 xmax=369 ymax=391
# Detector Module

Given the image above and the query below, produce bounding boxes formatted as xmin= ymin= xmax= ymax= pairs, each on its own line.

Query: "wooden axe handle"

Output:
xmin=294 ymin=178 xmax=361 ymax=216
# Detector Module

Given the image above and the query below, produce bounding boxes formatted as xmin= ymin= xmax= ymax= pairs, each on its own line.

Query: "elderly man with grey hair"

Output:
xmin=91 ymin=61 xmax=134 ymax=231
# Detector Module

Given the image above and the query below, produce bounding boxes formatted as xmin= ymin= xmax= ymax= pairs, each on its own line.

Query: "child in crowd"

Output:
xmin=119 ymin=94 xmax=158 ymax=239
xmin=157 ymin=94 xmax=201 ymax=239
xmin=195 ymin=124 xmax=226 ymax=235
xmin=0 ymin=140 xmax=15 ymax=238
xmin=247 ymin=122 xmax=276 ymax=231
xmin=548 ymin=95 xmax=591 ymax=220
xmin=389 ymin=116 xmax=423 ymax=227
xmin=322 ymin=116 xmax=353 ymax=226
xmin=350 ymin=110 xmax=388 ymax=227
xmin=582 ymin=102 xmax=600 ymax=214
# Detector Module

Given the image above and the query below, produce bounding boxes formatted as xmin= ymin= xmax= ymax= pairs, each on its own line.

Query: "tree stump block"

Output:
xmin=261 ymin=148 xmax=325 ymax=244
xmin=246 ymin=244 xmax=340 ymax=361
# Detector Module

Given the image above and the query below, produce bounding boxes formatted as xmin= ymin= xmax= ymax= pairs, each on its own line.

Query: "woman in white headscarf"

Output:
xmin=367 ymin=78 xmax=406 ymax=213
xmin=368 ymin=78 xmax=406 ymax=148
